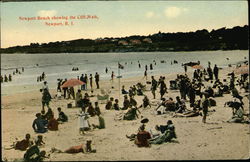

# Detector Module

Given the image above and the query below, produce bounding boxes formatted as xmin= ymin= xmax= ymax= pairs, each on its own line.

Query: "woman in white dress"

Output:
xmin=78 ymin=107 xmax=90 ymax=135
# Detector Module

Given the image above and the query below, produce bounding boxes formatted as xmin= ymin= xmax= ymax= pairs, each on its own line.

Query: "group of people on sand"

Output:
xmin=126 ymin=119 xmax=177 ymax=147
xmin=5 ymin=133 xmax=48 ymax=162
xmin=79 ymin=72 xmax=100 ymax=90
xmin=6 ymin=58 xmax=249 ymax=161
xmin=32 ymin=106 xmax=68 ymax=134
xmin=1 ymin=67 xmax=24 ymax=83
xmin=122 ymin=83 xmax=146 ymax=96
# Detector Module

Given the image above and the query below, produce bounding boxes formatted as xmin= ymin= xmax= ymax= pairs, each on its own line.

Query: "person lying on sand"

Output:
xmin=173 ymin=107 xmax=201 ymax=118
xmin=6 ymin=134 xmax=33 ymax=151
xmin=50 ymin=140 xmax=96 ymax=154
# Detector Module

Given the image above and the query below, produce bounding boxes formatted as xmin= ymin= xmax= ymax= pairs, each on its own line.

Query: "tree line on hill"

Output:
xmin=1 ymin=25 xmax=248 ymax=54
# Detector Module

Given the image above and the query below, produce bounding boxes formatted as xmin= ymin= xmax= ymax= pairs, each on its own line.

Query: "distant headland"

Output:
xmin=1 ymin=25 xmax=248 ymax=54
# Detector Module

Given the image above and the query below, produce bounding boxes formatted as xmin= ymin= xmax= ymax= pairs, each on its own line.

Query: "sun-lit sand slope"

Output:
xmin=2 ymin=66 xmax=249 ymax=161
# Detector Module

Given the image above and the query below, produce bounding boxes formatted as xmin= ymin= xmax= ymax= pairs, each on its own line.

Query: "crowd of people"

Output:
xmin=5 ymin=58 xmax=249 ymax=161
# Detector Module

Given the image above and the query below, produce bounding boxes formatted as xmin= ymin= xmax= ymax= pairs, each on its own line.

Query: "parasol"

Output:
xmin=61 ymin=78 xmax=85 ymax=88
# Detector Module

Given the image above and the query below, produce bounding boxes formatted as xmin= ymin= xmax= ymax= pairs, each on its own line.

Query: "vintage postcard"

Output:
xmin=1 ymin=0 xmax=249 ymax=161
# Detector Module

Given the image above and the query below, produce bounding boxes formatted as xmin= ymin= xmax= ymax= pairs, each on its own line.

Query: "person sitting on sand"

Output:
xmin=57 ymin=107 xmax=68 ymax=123
xmin=45 ymin=108 xmax=54 ymax=121
xmin=139 ymin=95 xmax=151 ymax=108
xmin=8 ymin=134 xmax=33 ymax=151
xmin=227 ymin=106 xmax=244 ymax=123
xmin=113 ymin=99 xmax=121 ymax=110
xmin=155 ymin=98 xmax=167 ymax=115
xmin=122 ymin=95 xmax=130 ymax=110
xmin=105 ymin=97 xmax=114 ymax=110
xmin=165 ymin=98 xmax=176 ymax=111
xmin=175 ymin=96 xmax=186 ymax=113
xmin=134 ymin=124 xmax=151 ymax=147
xmin=35 ymin=135 xmax=45 ymax=147
xmin=92 ymin=114 xmax=105 ymax=129
xmin=32 ymin=113 xmax=48 ymax=133
xmin=75 ymin=89 xmax=83 ymax=107
xmin=82 ymin=94 xmax=90 ymax=108
xmin=23 ymin=142 xmax=48 ymax=162
xmin=50 ymin=140 xmax=96 ymax=154
xmin=121 ymin=85 xmax=128 ymax=94
xmin=129 ymin=95 xmax=137 ymax=108
xmin=214 ymin=83 xmax=224 ymax=97
xmin=94 ymin=102 xmax=101 ymax=116
xmin=123 ymin=106 xmax=140 ymax=120
xmin=78 ymin=108 xmax=91 ymax=135
xmin=48 ymin=114 xmax=59 ymax=131
xmin=231 ymin=87 xmax=244 ymax=105
xmin=149 ymin=120 xmax=177 ymax=144
xmin=204 ymin=86 xmax=214 ymax=98
xmin=87 ymin=102 xmax=96 ymax=117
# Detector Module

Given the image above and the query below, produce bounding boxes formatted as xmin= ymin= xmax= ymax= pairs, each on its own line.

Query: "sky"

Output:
xmin=1 ymin=1 xmax=248 ymax=48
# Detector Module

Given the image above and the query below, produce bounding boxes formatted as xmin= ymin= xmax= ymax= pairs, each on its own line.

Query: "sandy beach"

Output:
xmin=1 ymin=66 xmax=249 ymax=161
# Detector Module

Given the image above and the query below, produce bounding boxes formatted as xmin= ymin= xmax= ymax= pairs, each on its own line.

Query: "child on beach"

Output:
xmin=57 ymin=107 xmax=68 ymax=123
xmin=35 ymin=135 xmax=45 ymax=147
xmin=78 ymin=108 xmax=91 ymax=135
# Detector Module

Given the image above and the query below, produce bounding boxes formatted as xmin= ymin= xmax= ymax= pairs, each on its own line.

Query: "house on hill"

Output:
xmin=118 ymin=40 xmax=129 ymax=45
xmin=142 ymin=38 xmax=152 ymax=43
xmin=130 ymin=39 xmax=141 ymax=45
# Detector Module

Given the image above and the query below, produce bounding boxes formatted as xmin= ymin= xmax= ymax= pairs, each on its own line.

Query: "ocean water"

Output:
xmin=1 ymin=50 xmax=248 ymax=95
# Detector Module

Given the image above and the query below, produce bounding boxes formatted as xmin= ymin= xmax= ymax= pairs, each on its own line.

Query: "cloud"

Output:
xmin=146 ymin=11 xmax=155 ymax=18
xmin=164 ymin=7 xmax=188 ymax=18
xmin=37 ymin=10 xmax=57 ymax=17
